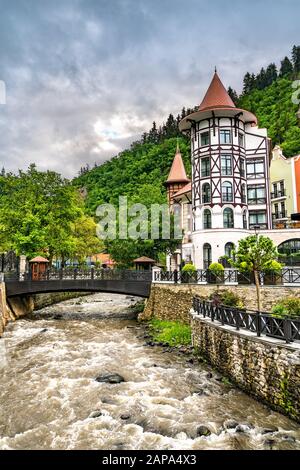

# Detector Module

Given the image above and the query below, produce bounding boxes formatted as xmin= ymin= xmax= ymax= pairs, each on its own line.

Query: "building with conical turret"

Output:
xmin=166 ymin=71 xmax=300 ymax=270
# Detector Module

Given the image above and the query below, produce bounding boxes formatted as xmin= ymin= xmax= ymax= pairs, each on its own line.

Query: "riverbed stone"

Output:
xmin=261 ymin=426 xmax=279 ymax=434
xmin=90 ymin=410 xmax=103 ymax=418
xmin=196 ymin=425 xmax=211 ymax=437
xmin=120 ymin=414 xmax=130 ymax=420
xmin=223 ymin=419 xmax=239 ymax=430
xmin=95 ymin=373 xmax=125 ymax=384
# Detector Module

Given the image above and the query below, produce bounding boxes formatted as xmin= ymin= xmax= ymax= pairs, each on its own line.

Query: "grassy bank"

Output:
xmin=148 ymin=318 xmax=191 ymax=347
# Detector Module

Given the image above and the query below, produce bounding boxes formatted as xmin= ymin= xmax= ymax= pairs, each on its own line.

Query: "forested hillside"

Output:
xmin=75 ymin=46 xmax=300 ymax=214
xmin=75 ymin=136 xmax=191 ymax=213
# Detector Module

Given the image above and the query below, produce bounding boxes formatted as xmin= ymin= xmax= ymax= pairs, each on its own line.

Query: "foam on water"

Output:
xmin=0 ymin=293 xmax=299 ymax=450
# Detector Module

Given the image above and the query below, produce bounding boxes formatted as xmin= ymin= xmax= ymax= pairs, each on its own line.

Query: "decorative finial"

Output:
xmin=215 ymin=66 xmax=217 ymax=73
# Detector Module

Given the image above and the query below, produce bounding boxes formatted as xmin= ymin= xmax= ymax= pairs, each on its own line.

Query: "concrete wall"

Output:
xmin=140 ymin=283 xmax=300 ymax=323
xmin=191 ymin=313 xmax=300 ymax=422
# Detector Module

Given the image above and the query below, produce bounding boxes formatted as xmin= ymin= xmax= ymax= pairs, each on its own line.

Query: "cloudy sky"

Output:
xmin=0 ymin=0 xmax=299 ymax=178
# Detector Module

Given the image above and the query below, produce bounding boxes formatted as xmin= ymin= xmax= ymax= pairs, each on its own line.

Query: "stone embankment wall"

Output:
xmin=33 ymin=291 xmax=90 ymax=310
xmin=140 ymin=284 xmax=300 ymax=323
xmin=140 ymin=283 xmax=300 ymax=422
xmin=191 ymin=314 xmax=300 ymax=422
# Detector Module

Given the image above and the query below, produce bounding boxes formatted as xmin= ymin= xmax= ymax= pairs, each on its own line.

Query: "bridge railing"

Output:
xmin=4 ymin=268 xmax=152 ymax=282
xmin=154 ymin=268 xmax=300 ymax=286
xmin=192 ymin=298 xmax=300 ymax=344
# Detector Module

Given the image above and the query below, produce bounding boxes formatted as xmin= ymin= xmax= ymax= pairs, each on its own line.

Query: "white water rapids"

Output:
xmin=0 ymin=293 xmax=299 ymax=450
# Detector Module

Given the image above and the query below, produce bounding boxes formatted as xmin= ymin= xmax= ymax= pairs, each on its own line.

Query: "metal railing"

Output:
xmin=154 ymin=268 xmax=300 ymax=286
xmin=271 ymin=190 xmax=286 ymax=199
xmin=192 ymin=298 xmax=300 ymax=344
xmin=4 ymin=268 xmax=152 ymax=283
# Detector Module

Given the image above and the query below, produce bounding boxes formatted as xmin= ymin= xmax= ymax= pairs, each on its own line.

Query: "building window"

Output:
xmin=223 ymin=208 xmax=234 ymax=228
xmin=243 ymin=211 xmax=248 ymax=229
xmin=202 ymin=183 xmax=211 ymax=204
xmin=201 ymin=131 xmax=210 ymax=146
xmin=278 ymin=239 xmax=300 ymax=256
xmin=247 ymin=185 xmax=266 ymax=204
xmin=222 ymin=181 xmax=233 ymax=202
xmin=238 ymin=132 xmax=244 ymax=147
xmin=246 ymin=160 xmax=264 ymax=179
xmin=201 ymin=157 xmax=210 ymax=177
xmin=240 ymin=158 xmax=245 ymax=177
xmin=274 ymin=203 xmax=279 ymax=219
xmin=225 ymin=242 xmax=235 ymax=258
xmin=241 ymin=184 xmax=246 ymax=203
xmin=249 ymin=211 xmax=267 ymax=229
xmin=220 ymin=129 xmax=232 ymax=144
xmin=221 ymin=155 xmax=232 ymax=176
xmin=203 ymin=243 xmax=212 ymax=269
xmin=272 ymin=181 xmax=285 ymax=199
xmin=203 ymin=209 xmax=212 ymax=229
xmin=281 ymin=202 xmax=287 ymax=218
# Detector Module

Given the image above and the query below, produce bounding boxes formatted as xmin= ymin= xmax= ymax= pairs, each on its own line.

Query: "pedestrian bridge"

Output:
xmin=4 ymin=269 xmax=152 ymax=298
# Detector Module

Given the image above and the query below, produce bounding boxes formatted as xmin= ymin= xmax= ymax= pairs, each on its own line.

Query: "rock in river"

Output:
xmin=196 ymin=425 xmax=211 ymax=437
xmin=95 ymin=373 xmax=125 ymax=384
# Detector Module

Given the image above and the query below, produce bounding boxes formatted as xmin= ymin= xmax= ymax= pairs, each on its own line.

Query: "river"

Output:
xmin=0 ymin=293 xmax=299 ymax=450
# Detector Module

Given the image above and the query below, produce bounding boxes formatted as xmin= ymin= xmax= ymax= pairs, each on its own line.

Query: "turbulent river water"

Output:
xmin=0 ymin=293 xmax=300 ymax=451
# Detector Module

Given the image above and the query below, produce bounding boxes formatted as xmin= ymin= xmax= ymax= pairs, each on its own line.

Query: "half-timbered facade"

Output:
xmin=165 ymin=71 xmax=300 ymax=270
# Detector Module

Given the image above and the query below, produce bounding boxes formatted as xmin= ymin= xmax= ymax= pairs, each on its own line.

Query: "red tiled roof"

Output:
xmin=173 ymin=182 xmax=192 ymax=198
xmin=166 ymin=145 xmax=190 ymax=184
xmin=199 ymin=71 xmax=235 ymax=111
xmin=29 ymin=256 xmax=49 ymax=263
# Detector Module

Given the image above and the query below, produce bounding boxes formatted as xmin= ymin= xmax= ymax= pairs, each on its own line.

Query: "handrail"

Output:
xmin=192 ymin=298 xmax=300 ymax=344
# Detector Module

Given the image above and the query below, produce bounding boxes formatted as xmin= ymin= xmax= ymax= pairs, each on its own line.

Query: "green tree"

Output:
xmin=227 ymin=87 xmax=239 ymax=104
xmin=0 ymin=165 xmax=100 ymax=264
xmin=231 ymin=235 xmax=279 ymax=311
xmin=280 ymin=56 xmax=293 ymax=77
xmin=292 ymin=45 xmax=300 ymax=74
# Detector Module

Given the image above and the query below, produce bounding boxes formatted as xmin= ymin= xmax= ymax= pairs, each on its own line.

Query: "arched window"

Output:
xmin=222 ymin=181 xmax=233 ymax=202
xmin=225 ymin=242 xmax=234 ymax=258
xmin=203 ymin=243 xmax=212 ymax=269
xmin=202 ymin=183 xmax=211 ymax=204
xmin=223 ymin=208 xmax=234 ymax=229
xmin=243 ymin=210 xmax=248 ymax=229
xmin=203 ymin=209 xmax=212 ymax=229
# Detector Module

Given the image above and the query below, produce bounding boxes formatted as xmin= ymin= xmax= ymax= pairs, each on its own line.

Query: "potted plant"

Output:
xmin=208 ymin=262 xmax=225 ymax=284
xmin=181 ymin=263 xmax=197 ymax=284
xmin=263 ymin=260 xmax=283 ymax=285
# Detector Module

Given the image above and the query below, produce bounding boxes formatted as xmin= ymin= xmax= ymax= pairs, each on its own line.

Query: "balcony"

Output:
xmin=249 ymin=223 xmax=268 ymax=230
xmin=271 ymin=189 xmax=286 ymax=199
xmin=272 ymin=211 xmax=288 ymax=220
xmin=272 ymin=218 xmax=300 ymax=230
xmin=248 ymin=198 xmax=267 ymax=205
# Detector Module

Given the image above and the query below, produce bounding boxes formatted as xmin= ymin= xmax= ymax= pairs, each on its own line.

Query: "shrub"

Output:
xmin=271 ymin=297 xmax=300 ymax=319
xmin=182 ymin=263 xmax=196 ymax=273
xmin=210 ymin=290 xmax=244 ymax=308
xmin=264 ymin=260 xmax=283 ymax=273
xmin=208 ymin=262 xmax=225 ymax=275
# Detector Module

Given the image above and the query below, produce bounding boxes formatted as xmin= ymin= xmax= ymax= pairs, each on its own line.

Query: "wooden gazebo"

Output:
xmin=133 ymin=256 xmax=156 ymax=271
xmin=29 ymin=256 xmax=49 ymax=280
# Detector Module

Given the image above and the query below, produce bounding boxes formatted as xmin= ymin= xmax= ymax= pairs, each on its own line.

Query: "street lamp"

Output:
xmin=253 ymin=225 xmax=261 ymax=238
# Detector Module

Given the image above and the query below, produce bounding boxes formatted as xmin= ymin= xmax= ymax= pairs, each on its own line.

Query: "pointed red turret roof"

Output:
xmin=199 ymin=71 xmax=236 ymax=111
xmin=165 ymin=143 xmax=190 ymax=184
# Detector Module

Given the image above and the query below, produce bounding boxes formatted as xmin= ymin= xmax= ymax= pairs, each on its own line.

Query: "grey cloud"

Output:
xmin=0 ymin=0 xmax=299 ymax=177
